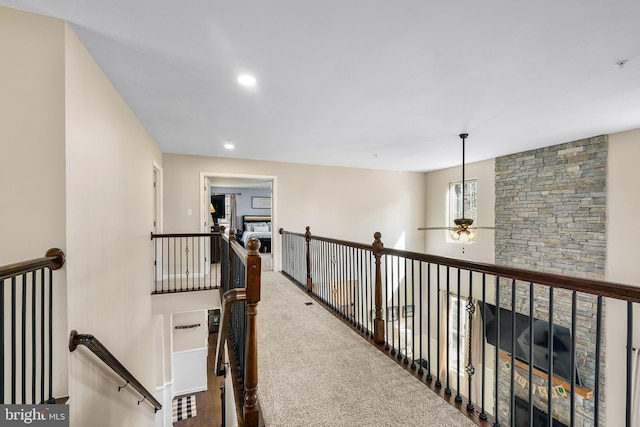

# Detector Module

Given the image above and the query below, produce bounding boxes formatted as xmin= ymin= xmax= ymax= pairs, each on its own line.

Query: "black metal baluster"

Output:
xmin=594 ymin=296 xmax=602 ymax=427
xmin=328 ymin=243 xmax=336 ymax=311
xmin=466 ymin=270 xmax=475 ymax=412
xmin=350 ymin=247 xmax=354 ymax=324
xmin=335 ymin=243 xmax=340 ymax=313
xmin=479 ymin=274 xmax=487 ymax=421
xmin=40 ymin=270 xmax=45 ymax=403
xmin=626 ymin=301 xmax=633 ymax=427
xmin=410 ymin=260 xmax=416 ymax=370
xmin=426 ymin=263 xmax=432 ymax=381
xmin=325 ymin=241 xmax=330 ymax=305
xmin=493 ymin=276 xmax=500 ymax=427
xmin=169 ymin=238 xmax=173 ymax=291
xmin=153 ymin=238 xmax=158 ymax=293
xmin=384 ymin=255 xmax=390 ymax=351
xmin=456 ymin=269 xmax=462 ymax=402
xmin=175 ymin=237 xmax=179 ymax=291
xmin=510 ymin=279 xmax=516 ymax=427
xmin=317 ymin=242 xmax=322 ymax=302
xmin=46 ymin=267 xmax=52 ymax=403
xmin=368 ymin=249 xmax=373 ymax=336
xmin=0 ymin=279 xmax=4 ymax=403
xmin=32 ymin=271 xmax=37 ymax=403
xmin=22 ymin=274 xmax=27 ymax=403
xmin=445 ymin=266 xmax=451 ymax=395
xmin=345 ymin=246 xmax=355 ymax=325
xmin=529 ymin=282 xmax=534 ymax=427
xmin=397 ymin=256 xmax=402 ymax=360
xmin=570 ymin=291 xmax=577 ymax=427
xmin=548 ymin=287 xmax=554 ymax=427
xmin=435 ymin=265 xmax=441 ymax=389
xmin=345 ymin=245 xmax=350 ymax=320
xmin=418 ymin=262 xmax=424 ymax=375
xmin=404 ymin=258 xmax=409 ymax=364
xmin=194 ymin=236 xmax=199 ymax=290
xmin=362 ymin=249 xmax=367 ymax=334
xmin=390 ymin=256 xmax=396 ymax=356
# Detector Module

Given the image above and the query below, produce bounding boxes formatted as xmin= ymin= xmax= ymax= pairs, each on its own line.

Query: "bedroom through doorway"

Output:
xmin=200 ymin=173 xmax=276 ymax=272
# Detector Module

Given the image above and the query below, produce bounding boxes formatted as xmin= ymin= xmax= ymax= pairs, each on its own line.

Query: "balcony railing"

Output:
xmin=0 ymin=248 xmax=65 ymax=404
xmin=280 ymin=227 xmax=639 ymax=427
xmin=150 ymin=231 xmax=221 ymax=294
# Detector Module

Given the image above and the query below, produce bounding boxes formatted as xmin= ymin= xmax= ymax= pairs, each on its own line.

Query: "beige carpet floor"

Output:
xmin=257 ymin=271 xmax=478 ymax=427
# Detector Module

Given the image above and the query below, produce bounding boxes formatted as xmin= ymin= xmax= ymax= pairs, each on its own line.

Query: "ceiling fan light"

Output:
xmin=450 ymin=228 xmax=478 ymax=243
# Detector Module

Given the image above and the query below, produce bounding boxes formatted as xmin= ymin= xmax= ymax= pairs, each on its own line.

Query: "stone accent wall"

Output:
xmin=494 ymin=136 xmax=607 ymax=426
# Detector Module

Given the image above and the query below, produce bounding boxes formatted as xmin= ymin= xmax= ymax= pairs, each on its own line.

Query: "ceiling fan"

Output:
xmin=418 ymin=133 xmax=495 ymax=243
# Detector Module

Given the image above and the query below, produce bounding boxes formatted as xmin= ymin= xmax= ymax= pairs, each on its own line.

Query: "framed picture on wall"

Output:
xmin=403 ymin=305 xmax=414 ymax=318
xmin=252 ymin=196 xmax=271 ymax=209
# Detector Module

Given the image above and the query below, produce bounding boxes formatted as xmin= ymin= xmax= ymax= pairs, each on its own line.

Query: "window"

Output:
xmin=449 ymin=294 xmax=468 ymax=374
xmin=224 ymin=194 xmax=231 ymax=223
xmin=449 ymin=179 xmax=477 ymax=225
xmin=448 ymin=179 xmax=477 ymax=242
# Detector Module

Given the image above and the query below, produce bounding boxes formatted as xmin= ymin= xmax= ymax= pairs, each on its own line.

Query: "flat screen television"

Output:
xmin=210 ymin=195 xmax=225 ymax=219
xmin=479 ymin=302 xmax=581 ymax=386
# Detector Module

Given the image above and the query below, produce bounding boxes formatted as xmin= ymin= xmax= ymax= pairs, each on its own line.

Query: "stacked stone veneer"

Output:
xmin=494 ymin=136 xmax=607 ymax=426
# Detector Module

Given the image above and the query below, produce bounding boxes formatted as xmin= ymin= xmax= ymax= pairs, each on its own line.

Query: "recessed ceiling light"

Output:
xmin=224 ymin=141 xmax=235 ymax=150
xmin=237 ymin=74 xmax=256 ymax=87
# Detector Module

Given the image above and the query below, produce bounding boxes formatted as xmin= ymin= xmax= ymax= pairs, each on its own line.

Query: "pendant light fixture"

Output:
xmin=449 ymin=133 xmax=477 ymax=243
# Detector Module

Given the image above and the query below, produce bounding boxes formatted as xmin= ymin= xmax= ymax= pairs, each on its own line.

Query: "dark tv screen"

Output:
xmin=479 ymin=302 xmax=581 ymax=386
xmin=211 ymin=195 xmax=225 ymax=219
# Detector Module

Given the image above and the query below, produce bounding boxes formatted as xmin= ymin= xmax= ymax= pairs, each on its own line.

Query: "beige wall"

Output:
xmin=605 ymin=128 xmax=640 ymax=427
xmin=0 ymin=6 xmax=69 ymax=400
xmin=423 ymin=158 xmax=496 ymax=263
xmin=64 ymin=24 xmax=162 ymax=427
xmin=163 ymin=154 xmax=427 ymax=265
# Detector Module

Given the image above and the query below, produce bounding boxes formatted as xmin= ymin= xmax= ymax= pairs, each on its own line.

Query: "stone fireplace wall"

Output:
xmin=494 ymin=136 xmax=607 ymax=426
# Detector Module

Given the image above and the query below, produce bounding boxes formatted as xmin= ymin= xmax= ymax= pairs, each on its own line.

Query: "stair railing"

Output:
xmin=215 ymin=229 xmax=261 ymax=427
xmin=68 ymin=330 xmax=161 ymax=412
xmin=0 ymin=248 xmax=65 ymax=404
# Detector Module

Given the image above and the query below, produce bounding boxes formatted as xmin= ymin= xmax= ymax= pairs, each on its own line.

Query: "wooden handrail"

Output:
xmin=279 ymin=228 xmax=372 ymax=251
xmin=0 ymin=248 xmax=65 ymax=281
xmin=68 ymin=330 xmax=162 ymax=412
xmin=280 ymin=228 xmax=640 ymax=304
xmin=215 ymin=288 xmax=247 ymax=375
xmin=150 ymin=231 xmax=221 ymax=239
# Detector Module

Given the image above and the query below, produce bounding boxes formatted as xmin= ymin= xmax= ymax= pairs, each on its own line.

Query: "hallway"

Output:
xmin=256 ymin=271 xmax=478 ymax=427
xmin=173 ymin=333 xmax=225 ymax=427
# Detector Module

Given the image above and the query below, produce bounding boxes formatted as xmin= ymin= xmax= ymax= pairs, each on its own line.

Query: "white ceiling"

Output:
xmin=2 ymin=0 xmax=639 ymax=172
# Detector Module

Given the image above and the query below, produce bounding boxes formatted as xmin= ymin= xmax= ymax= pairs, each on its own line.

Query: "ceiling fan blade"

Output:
xmin=418 ymin=227 xmax=457 ymax=231
xmin=468 ymin=226 xmax=504 ymax=230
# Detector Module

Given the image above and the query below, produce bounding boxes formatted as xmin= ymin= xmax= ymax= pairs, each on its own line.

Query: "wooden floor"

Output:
xmin=173 ymin=333 xmax=225 ymax=427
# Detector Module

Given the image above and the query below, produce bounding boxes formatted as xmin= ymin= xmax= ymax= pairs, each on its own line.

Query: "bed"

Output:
xmin=241 ymin=215 xmax=272 ymax=253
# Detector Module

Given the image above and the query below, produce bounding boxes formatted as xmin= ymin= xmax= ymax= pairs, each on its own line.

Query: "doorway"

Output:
xmin=199 ymin=173 xmax=277 ymax=272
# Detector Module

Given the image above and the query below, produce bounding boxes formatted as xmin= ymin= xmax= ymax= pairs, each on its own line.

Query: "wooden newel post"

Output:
xmin=305 ymin=226 xmax=312 ymax=293
xmin=372 ymin=232 xmax=385 ymax=345
xmin=244 ymin=238 xmax=262 ymax=427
